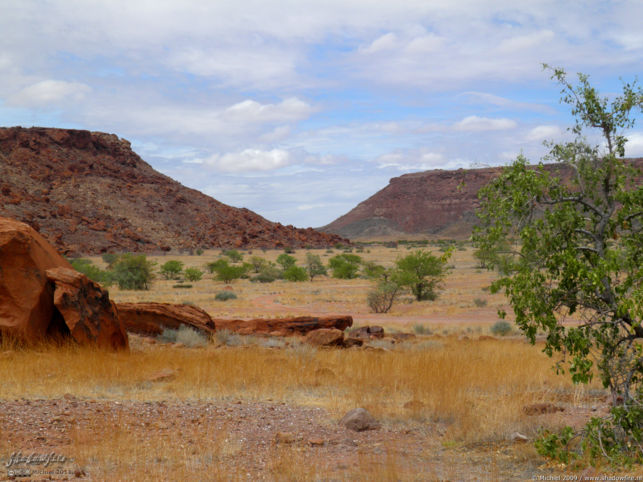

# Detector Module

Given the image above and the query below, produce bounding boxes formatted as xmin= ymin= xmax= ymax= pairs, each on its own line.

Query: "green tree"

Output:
xmin=213 ymin=263 xmax=247 ymax=284
xmin=160 ymin=260 xmax=184 ymax=280
xmin=222 ymin=249 xmax=243 ymax=263
xmin=112 ymin=254 xmax=156 ymax=290
xmin=304 ymin=252 xmax=327 ymax=281
xmin=282 ymin=265 xmax=308 ymax=282
xmin=473 ymin=66 xmax=643 ymax=465
xmin=328 ymin=253 xmax=362 ymax=279
xmin=248 ymin=255 xmax=268 ymax=273
xmin=69 ymin=258 xmax=112 ymax=285
xmin=206 ymin=258 xmax=229 ymax=273
xmin=393 ymin=250 xmax=451 ymax=301
xmin=184 ymin=267 xmax=203 ymax=282
xmin=276 ymin=253 xmax=296 ymax=269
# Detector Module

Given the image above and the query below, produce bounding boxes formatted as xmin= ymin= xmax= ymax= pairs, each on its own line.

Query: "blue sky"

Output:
xmin=1 ymin=1 xmax=642 ymax=228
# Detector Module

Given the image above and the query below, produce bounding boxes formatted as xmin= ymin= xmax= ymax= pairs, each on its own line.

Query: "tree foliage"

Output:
xmin=392 ymin=250 xmax=451 ymax=301
xmin=328 ymin=253 xmax=362 ymax=279
xmin=183 ymin=267 xmax=203 ymax=282
xmin=112 ymin=254 xmax=156 ymax=290
xmin=160 ymin=260 xmax=184 ymax=280
xmin=305 ymin=252 xmax=327 ymax=281
xmin=473 ymin=66 xmax=643 ymax=465
xmin=367 ymin=281 xmax=402 ymax=313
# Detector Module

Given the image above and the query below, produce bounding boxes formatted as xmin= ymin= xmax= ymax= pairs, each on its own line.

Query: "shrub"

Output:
xmin=172 ymin=284 xmax=193 ymax=289
xmin=195 ymin=248 xmax=204 ymax=256
xmin=183 ymin=267 xmax=203 ymax=282
xmin=282 ymin=265 xmax=308 ymax=282
xmin=473 ymin=298 xmax=488 ymax=307
xmin=112 ymin=254 xmax=155 ymax=290
xmin=490 ymin=321 xmax=512 ymax=336
xmin=215 ymin=291 xmax=237 ymax=301
xmin=248 ymin=256 xmax=268 ymax=273
xmin=158 ymin=326 xmax=208 ymax=347
xmin=222 ymin=249 xmax=243 ymax=263
xmin=367 ymin=281 xmax=401 ymax=313
xmin=101 ymin=253 xmax=119 ymax=268
xmin=328 ymin=254 xmax=362 ymax=279
xmin=206 ymin=258 xmax=229 ymax=273
xmin=305 ymin=252 xmax=327 ymax=281
xmin=214 ymin=264 xmax=247 ymax=284
xmin=160 ymin=260 xmax=184 ymax=280
xmin=276 ymin=253 xmax=296 ymax=269
xmin=70 ymin=258 xmax=112 ymax=285
xmin=392 ymin=250 xmax=451 ymax=302
xmin=413 ymin=324 xmax=431 ymax=335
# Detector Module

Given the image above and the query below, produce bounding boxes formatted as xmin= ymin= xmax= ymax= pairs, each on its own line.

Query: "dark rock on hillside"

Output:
xmin=322 ymin=159 xmax=643 ymax=239
xmin=0 ymin=127 xmax=347 ymax=255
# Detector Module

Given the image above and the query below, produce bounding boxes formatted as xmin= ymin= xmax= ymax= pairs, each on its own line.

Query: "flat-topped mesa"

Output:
xmin=322 ymin=159 xmax=643 ymax=240
xmin=0 ymin=126 xmax=348 ymax=256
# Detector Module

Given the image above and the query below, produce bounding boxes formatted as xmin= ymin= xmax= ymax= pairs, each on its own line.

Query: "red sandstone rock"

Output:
xmin=46 ymin=267 xmax=128 ymax=350
xmin=117 ymin=302 xmax=216 ymax=337
xmin=305 ymin=328 xmax=345 ymax=347
xmin=0 ymin=217 xmax=71 ymax=343
xmin=215 ymin=316 xmax=353 ymax=336
xmin=0 ymin=127 xmax=348 ymax=255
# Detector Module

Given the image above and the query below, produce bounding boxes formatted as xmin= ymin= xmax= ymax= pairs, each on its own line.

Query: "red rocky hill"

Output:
xmin=0 ymin=127 xmax=346 ymax=255
xmin=323 ymin=159 xmax=643 ymax=239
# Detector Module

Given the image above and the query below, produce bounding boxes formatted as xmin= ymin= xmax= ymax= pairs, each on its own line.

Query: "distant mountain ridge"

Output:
xmin=0 ymin=127 xmax=346 ymax=255
xmin=322 ymin=159 xmax=643 ymax=240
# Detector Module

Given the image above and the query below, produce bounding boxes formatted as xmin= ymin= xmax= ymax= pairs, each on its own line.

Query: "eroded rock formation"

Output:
xmin=117 ymin=302 xmax=216 ymax=336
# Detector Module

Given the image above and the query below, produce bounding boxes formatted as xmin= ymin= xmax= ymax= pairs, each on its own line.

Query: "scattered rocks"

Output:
xmin=351 ymin=325 xmax=385 ymax=340
xmin=305 ymin=328 xmax=345 ymax=347
xmin=340 ymin=408 xmax=381 ymax=432
xmin=523 ymin=403 xmax=565 ymax=416
xmin=274 ymin=432 xmax=296 ymax=444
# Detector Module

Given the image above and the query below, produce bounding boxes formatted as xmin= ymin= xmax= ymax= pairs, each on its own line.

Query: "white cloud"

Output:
xmin=454 ymin=116 xmax=517 ymax=131
xmin=9 ymin=80 xmax=91 ymax=107
xmin=496 ymin=30 xmax=555 ymax=54
xmin=625 ymin=132 xmax=643 ymax=157
xmin=526 ymin=125 xmax=562 ymax=142
xmin=224 ymin=98 xmax=314 ymax=123
xmin=199 ymin=148 xmax=293 ymax=173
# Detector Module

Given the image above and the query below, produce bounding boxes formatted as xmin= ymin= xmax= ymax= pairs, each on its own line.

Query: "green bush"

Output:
xmin=473 ymin=298 xmax=488 ymax=307
xmin=70 ymin=258 xmax=112 ymax=285
xmin=222 ymin=249 xmax=243 ymax=263
xmin=215 ymin=291 xmax=237 ymax=301
xmin=112 ymin=254 xmax=155 ymax=290
xmin=413 ymin=324 xmax=431 ymax=335
xmin=160 ymin=260 xmax=184 ymax=280
xmin=305 ymin=252 xmax=327 ymax=281
xmin=158 ymin=326 xmax=208 ymax=347
xmin=206 ymin=258 xmax=229 ymax=273
xmin=183 ymin=267 xmax=203 ymax=282
xmin=101 ymin=253 xmax=119 ymax=269
xmin=282 ymin=265 xmax=308 ymax=282
xmin=328 ymin=254 xmax=362 ymax=279
xmin=490 ymin=321 xmax=512 ymax=336
xmin=172 ymin=284 xmax=193 ymax=289
xmin=276 ymin=253 xmax=296 ymax=269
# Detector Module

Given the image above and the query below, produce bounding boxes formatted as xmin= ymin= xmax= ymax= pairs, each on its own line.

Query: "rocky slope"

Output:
xmin=323 ymin=159 xmax=643 ymax=239
xmin=0 ymin=127 xmax=346 ymax=255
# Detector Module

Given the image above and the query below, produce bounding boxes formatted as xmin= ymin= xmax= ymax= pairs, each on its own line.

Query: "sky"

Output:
xmin=1 ymin=1 xmax=642 ymax=228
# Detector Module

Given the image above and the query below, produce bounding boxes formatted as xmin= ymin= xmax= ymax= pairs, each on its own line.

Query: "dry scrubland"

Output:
xmin=1 ymin=244 xmax=637 ymax=479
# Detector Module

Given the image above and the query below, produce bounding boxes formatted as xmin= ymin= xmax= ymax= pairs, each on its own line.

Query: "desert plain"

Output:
xmin=0 ymin=243 xmax=637 ymax=480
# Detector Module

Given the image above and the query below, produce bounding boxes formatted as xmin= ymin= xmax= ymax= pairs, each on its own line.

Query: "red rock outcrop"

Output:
xmin=47 ymin=267 xmax=128 ymax=350
xmin=214 ymin=315 xmax=353 ymax=336
xmin=304 ymin=328 xmax=345 ymax=347
xmin=117 ymin=302 xmax=216 ymax=337
xmin=0 ymin=216 xmax=127 ymax=349
xmin=322 ymin=159 xmax=643 ymax=239
xmin=0 ymin=127 xmax=348 ymax=255
xmin=0 ymin=217 xmax=71 ymax=343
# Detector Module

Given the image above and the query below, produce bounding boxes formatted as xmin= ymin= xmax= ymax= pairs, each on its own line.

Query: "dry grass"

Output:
xmin=0 ymin=336 xmax=601 ymax=444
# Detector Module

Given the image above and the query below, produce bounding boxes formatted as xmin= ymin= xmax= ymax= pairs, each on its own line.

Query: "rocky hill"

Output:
xmin=0 ymin=127 xmax=346 ymax=255
xmin=322 ymin=159 xmax=643 ymax=239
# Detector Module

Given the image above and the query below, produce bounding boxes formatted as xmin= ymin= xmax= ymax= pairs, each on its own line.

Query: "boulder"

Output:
xmin=117 ymin=302 xmax=216 ymax=336
xmin=215 ymin=315 xmax=352 ymax=336
xmin=351 ymin=325 xmax=385 ymax=340
xmin=305 ymin=328 xmax=345 ymax=347
xmin=0 ymin=217 xmax=71 ymax=343
xmin=46 ymin=267 xmax=128 ymax=350
xmin=340 ymin=408 xmax=380 ymax=432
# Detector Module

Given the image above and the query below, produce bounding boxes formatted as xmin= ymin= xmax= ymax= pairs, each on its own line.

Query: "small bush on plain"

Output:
xmin=215 ymin=291 xmax=237 ymax=301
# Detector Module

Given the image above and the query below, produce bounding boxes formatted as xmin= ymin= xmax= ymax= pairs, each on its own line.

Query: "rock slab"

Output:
xmin=117 ymin=302 xmax=216 ymax=336
xmin=340 ymin=408 xmax=381 ymax=432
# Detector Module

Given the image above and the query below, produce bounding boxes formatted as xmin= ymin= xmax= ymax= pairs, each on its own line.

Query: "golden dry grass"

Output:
xmin=0 ymin=336 xmax=601 ymax=444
